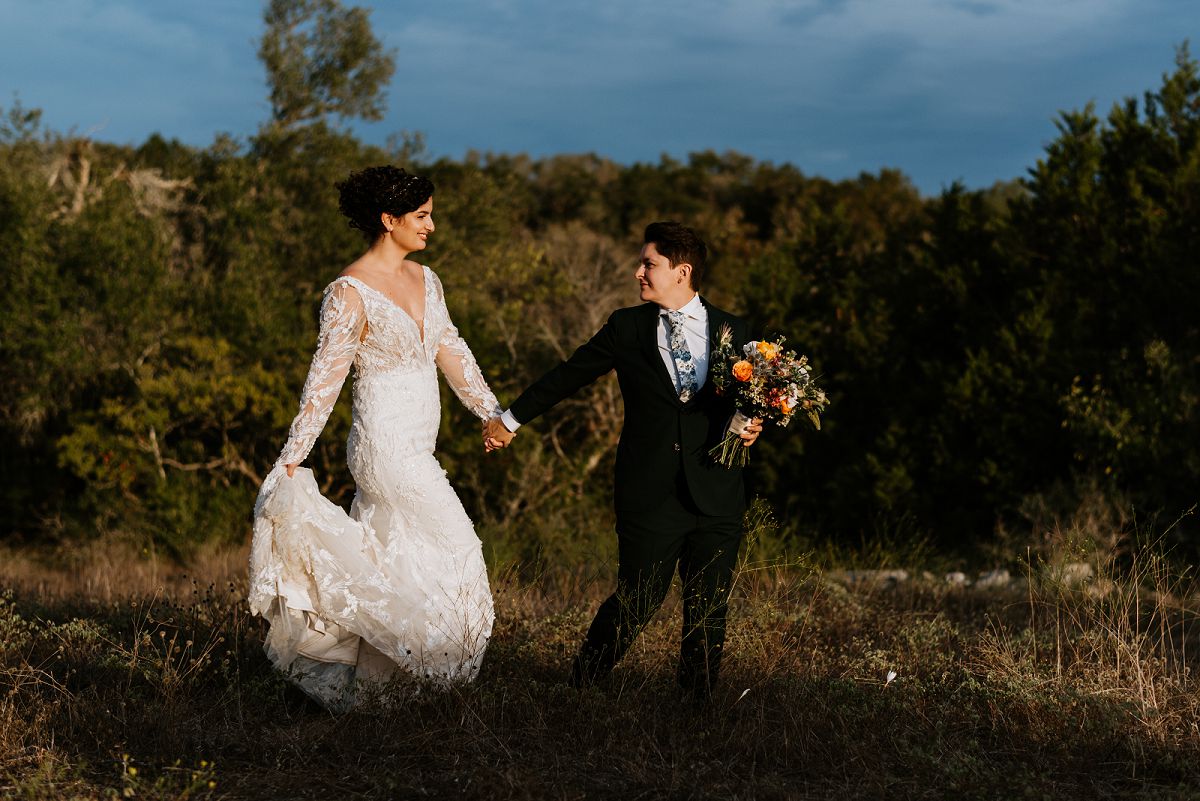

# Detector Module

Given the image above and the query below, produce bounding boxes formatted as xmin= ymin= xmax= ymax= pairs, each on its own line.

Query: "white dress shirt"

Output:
xmin=500 ymin=293 xmax=709 ymax=432
xmin=656 ymin=293 xmax=709 ymax=395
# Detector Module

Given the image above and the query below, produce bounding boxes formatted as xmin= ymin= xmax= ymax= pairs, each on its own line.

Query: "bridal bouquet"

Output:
xmin=708 ymin=326 xmax=827 ymax=468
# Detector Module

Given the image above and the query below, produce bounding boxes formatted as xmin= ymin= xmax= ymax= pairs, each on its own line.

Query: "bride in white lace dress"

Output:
xmin=249 ymin=166 xmax=509 ymax=709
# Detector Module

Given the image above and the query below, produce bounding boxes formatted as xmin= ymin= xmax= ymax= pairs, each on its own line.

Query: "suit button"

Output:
xmin=673 ymin=443 xmax=681 ymax=452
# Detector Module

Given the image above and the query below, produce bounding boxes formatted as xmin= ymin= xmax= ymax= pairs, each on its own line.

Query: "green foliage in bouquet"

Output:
xmin=708 ymin=327 xmax=828 ymax=467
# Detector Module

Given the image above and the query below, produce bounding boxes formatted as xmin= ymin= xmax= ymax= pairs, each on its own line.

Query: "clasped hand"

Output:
xmin=483 ymin=417 xmax=516 ymax=452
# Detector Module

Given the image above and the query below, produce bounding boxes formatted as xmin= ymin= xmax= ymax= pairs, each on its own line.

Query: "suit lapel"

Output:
xmin=702 ymin=297 xmax=722 ymax=353
xmin=699 ymin=297 xmax=733 ymax=404
xmin=639 ymin=303 xmax=683 ymax=401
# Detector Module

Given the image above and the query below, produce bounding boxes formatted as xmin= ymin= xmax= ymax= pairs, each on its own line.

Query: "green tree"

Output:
xmin=259 ymin=0 xmax=395 ymax=130
xmin=1020 ymin=45 xmax=1200 ymax=529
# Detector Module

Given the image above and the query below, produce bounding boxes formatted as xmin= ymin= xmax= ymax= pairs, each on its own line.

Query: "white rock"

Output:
xmin=944 ymin=571 xmax=969 ymax=586
xmin=827 ymin=569 xmax=910 ymax=588
xmin=1059 ymin=562 xmax=1093 ymax=585
xmin=974 ymin=568 xmax=1011 ymax=590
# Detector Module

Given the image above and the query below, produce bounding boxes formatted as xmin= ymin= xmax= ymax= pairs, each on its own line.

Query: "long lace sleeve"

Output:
xmin=277 ymin=281 xmax=367 ymax=467
xmin=431 ymin=272 xmax=503 ymax=421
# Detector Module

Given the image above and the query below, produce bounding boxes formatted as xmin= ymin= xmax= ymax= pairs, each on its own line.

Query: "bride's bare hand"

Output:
xmin=286 ymin=463 xmax=297 ymax=478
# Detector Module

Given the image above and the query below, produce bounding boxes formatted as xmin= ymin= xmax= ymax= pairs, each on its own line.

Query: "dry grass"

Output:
xmin=3 ymin=511 xmax=1200 ymax=800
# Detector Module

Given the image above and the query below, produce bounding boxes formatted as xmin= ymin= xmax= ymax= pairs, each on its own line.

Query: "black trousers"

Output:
xmin=570 ymin=477 xmax=743 ymax=694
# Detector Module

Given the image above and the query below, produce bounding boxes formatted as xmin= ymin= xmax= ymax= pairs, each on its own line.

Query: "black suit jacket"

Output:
xmin=510 ymin=299 xmax=750 ymax=517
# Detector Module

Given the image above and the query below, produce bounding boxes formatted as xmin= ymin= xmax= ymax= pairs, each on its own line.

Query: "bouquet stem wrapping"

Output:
xmin=709 ymin=411 xmax=754 ymax=468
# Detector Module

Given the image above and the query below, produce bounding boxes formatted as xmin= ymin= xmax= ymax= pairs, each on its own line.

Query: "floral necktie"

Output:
xmin=665 ymin=310 xmax=698 ymax=402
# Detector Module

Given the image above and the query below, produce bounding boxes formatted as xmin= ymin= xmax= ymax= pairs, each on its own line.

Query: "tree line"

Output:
xmin=0 ymin=1 xmax=1195 ymax=561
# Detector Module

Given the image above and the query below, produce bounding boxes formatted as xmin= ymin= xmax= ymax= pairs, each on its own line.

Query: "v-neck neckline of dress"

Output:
xmin=340 ymin=267 xmax=429 ymax=344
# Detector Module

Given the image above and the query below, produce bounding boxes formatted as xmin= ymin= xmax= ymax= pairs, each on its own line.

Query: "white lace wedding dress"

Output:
xmin=249 ymin=266 xmax=499 ymax=709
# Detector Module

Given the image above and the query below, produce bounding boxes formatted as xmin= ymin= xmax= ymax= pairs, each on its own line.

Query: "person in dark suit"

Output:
xmin=484 ymin=221 xmax=761 ymax=697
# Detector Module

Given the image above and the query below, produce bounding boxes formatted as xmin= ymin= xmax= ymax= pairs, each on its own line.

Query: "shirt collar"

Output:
xmin=663 ymin=293 xmax=705 ymax=320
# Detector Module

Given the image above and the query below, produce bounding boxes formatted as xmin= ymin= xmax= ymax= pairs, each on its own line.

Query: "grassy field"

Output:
xmin=3 ymin=511 xmax=1200 ymax=800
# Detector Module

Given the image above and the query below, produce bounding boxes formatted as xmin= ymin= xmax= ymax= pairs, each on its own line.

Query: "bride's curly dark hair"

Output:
xmin=336 ymin=166 xmax=434 ymax=240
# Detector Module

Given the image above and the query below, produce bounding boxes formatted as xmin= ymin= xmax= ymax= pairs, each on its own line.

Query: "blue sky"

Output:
xmin=1 ymin=0 xmax=1195 ymax=194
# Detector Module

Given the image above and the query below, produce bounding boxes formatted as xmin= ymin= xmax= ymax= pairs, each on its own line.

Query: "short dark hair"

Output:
xmin=336 ymin=165 xmax=434 ymax=241
xmin=644 ymin=221 xmax=707 ymax=291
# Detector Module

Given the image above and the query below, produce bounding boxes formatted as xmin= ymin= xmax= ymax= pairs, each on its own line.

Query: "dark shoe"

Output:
xmin=568 ymin=661 xmax=606 ymax=689
xmin=569 ymin=648 xmax=614 ymax=689
xmin=677 ymin=666 xmax=716 ymax=702
xmin=282 ymin=680 xmax=330 ymax=714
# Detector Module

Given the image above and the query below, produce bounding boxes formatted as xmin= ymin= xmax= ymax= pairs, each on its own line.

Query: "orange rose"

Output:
xmin=732 ymin=360 xmax=753 ymax=381
xmin=780 ymin=397 xmax=794 ymax=414
xmin=756 ymin=341 xmax=781 ymax=361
